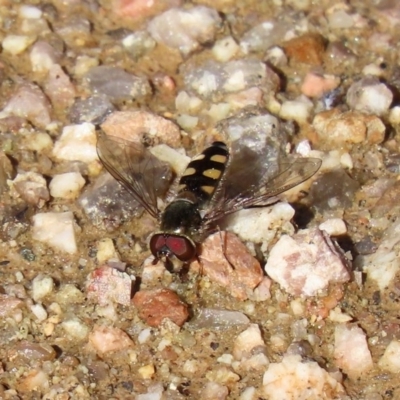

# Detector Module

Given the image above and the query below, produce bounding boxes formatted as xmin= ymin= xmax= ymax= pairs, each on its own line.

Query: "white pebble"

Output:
xmin=32 ymin=212 xmax=77 ymax=254
xmin=19 ymin=5 xmax=42 ymax=19
xmin=334 ymin=324 xmax=373 ymax=379
xmin=340 ymin=152 xmax=353 ymax=169
xmin=279 ymin=97 xmax=313 ymax=124
xmin=52 ymin=123 xmax=98 ymax=163
xmin=32 ymin=274 xmax=54 ymax=301
xmin=378 ymin=340 xmax=400 ymax=373
xmin=327 ymin=10 xmax=354 ymax=29
xmin=30 ymin=303 xmax=48 ymax=322
xmin=176 ymin=114 xmax=198 ymax=130
xmin=240 ymin=386 xmax=256 ymax=400
xmin=175 ymin=91 xmax=202 ymax=113
xmin=62 ymin=318 xmax=89 ymax=340
xmin=233 ymin=324 xmax=266 ymax=361
xmin=224 ymin=203 xmax=295 ymax=245
xmin=49 ymin=172 xmax=85 ymax=199
xmin=212 ymin=36 xmax=239 ymax=62
xmin=346 ymin=76 xmax=393 ymax=116
xmin=96 ymin=238 xmax=119 ymax=264
xmin=150 ymin=144 xmax=190 ymax=176
xmin=263 ymin=354 xmax=345 ymax=399
xmin=148 ymin=6 xmax=221 ymax=56
xmin=24 ymin=132 xmax=53 ymax=152
xmin=265 ymin=228 xmax=350 ymax=296
xmin=138 ymin=328 xmax=152 ymax=344
xmin=389 ymin=106 xmax=400 ymax=125
xmin=2 ymin=35 xmax=36 ymax=55
xmin=206 ymin=103 xmax=231 ymax=121
xmin=295 ymin=140 xmax=312 ymax=156
xmin=363 ymin=218 xmax=400 ymax=291
xmin=319 ymin=218 xmax=347 ymax=236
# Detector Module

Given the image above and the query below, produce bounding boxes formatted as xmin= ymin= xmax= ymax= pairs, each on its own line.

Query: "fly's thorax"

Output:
xmin=177 ymin=141 xmax=229 ymax=207
xmin=160 ymin=199 xmax=202 ymax=238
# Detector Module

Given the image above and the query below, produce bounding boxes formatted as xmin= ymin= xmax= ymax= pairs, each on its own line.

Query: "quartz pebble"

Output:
xmin=334 ymin=324 xmax=373 ymax=379
xmin=265 ymin=228 xmax=350 ymax=296
xmin=224 ymin=203 xmax=295 ymax=245
xmin=2 ymin=83 xmax=52 ymax=128
xmin=147 ymin=6 xmax=221 ymax=56
xmin=69 ymin=95 xmax=115 ymax=124
xmin=202 ymin=382 xmax=229 ymax=400
xmin=263 ymin=354 xmax=345 ymax=399
xmin=32 ymin=274 xmax=54 ymax=302
xmin=49 ymin=172 xmax=85 ymax=199
xmin=313 ymin=108 xmax=386 ymax=147
xmin=319 ymin=218 xmax=347 ymax=236
xmin=78 ymin=173 xmax=144 ymax=230
xmin=89 ymin=325 xmax=134 ymax=354
xmin=0 ymin=294 xmax=24 ymax=317
xmin=101 ymin=110 xmax=181 ymax=148
xmin=301 ymin=72 xmax=340 ymax=98
xmin=62 ymin=318 xmax=89 ymax=340
xmin=122 ymin=30 xmax=156 ymax=59
xmin=212 ymin=36 xmax=239 ymax=62
xmin=12 ymin=171 xmax=50 ymax=207
xmin=133 ymin=288 xmax=189 ymax=327
xmin=233 ymin=324 xmax=267 ymax=361
xmin=240 ymin=21 xmax=287 ymax=54
xmin=149 ymin=144 xmax=190 ymax=175
xmin=279 ymin=96 xmax=313 ymax=124
xmin=189 ymin=308 xmax=250 ymax=330
xmin=18 ymin=370 xmax=49 ymax=393
xmin=2 ymin=35 xmax=36 ymax=55
xmin=53 ymin=122 xmax=98 ymax=163
xmin=32 ymin=212 xmax=77 ymax=254
xmin=183 ymin=59 xmax=279 ymax=99
xmin=86 ymin=265 xmax=133 ymax=306
xmin=199 ymin=232 xmax=263 ymax=300
xmin=363 ymin=218 xmax=400 ymax=292
xmin=378 ymin=340 xmax=400 ymax=373
xmin=44 ymin=64 xmax=76 ymax=109
xmin=30 ymin=41 xmax=59 ymax=72
xmin=85 ymin=66 xmax=151 ymax=102
xmin=346 ymin=76 xmax=393 ymax=116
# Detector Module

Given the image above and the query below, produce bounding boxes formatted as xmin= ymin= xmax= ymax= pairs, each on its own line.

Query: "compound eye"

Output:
xmin=149 ymin=234 xmax=166 ymax=258
xmin=166 ymin=236 xmax=196 ymax=262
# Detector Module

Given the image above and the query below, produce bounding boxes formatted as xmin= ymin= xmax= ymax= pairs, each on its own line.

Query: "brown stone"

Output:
xmin=284 ymin=33 xmax=326 ymax=66
xmin=199 ymin=232 xmax=263 ymax=300
xmin=133 ymin=288 xmax=189 ymax=327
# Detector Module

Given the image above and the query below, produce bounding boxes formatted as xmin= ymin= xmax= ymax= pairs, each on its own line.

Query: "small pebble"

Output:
xmin=265 ymin=228 xmax=350 ymax=296
xmin=346 ymin=76 xmax=393 ymax=116
xmin=32 ymin=274 xmax=54 ymax=301
xmin=133 ymin=288 xmax=189 ymax=327
xmin=49 ymin=172 xmax=85 ymax=199
xmin=2 ymin=35 xmax=36 ymax=55
xmin=32 ymin=212 xmax=77 ymax=254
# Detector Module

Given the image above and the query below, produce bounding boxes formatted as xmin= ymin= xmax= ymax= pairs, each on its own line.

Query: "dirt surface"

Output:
xmin=1 ymin=0 xmax=400 ymax=399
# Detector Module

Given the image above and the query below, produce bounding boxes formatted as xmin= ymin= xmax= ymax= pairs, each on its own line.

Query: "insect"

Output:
xmin=96 ymin=134 xmax=321 ymax=267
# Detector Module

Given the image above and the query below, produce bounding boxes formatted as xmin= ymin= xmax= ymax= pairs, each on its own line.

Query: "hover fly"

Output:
xmin=96 ymin=134 xmax=321 ymax=266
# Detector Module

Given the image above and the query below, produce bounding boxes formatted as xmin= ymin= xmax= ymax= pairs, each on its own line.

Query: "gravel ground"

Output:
xmin=1 ymin=0 xmax=400 ymax=399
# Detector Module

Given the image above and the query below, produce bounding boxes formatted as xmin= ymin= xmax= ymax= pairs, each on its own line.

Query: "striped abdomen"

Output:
xmin=177 ymin=141 xmax=229 ymax=207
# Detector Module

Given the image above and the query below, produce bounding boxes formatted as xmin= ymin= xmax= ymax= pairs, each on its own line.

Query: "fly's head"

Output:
xmin=149 ymin=233 xmax=197 ymax=266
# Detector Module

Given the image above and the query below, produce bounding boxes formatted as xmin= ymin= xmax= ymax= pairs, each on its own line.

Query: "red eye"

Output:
xmin=166 ymin=236 xmax=196 ymax=261
xmin=150 ymin=234 xmax=196 ymax=262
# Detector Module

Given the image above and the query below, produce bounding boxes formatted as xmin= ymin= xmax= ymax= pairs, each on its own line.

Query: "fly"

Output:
xmin=96 ymin=134 xmax=322 ymax=266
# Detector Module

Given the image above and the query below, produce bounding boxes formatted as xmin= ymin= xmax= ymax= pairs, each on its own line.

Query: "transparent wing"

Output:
xmin=203 ymin=157 xmax=322 ymax=226
xmin=96 ymin=133 xmax=172 ymax=218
